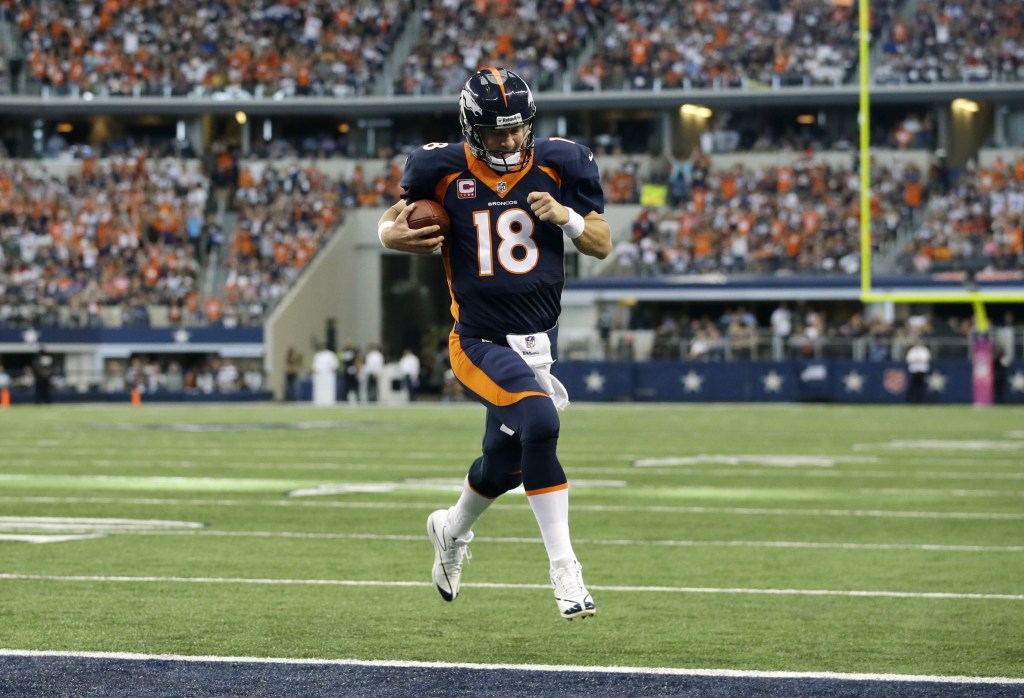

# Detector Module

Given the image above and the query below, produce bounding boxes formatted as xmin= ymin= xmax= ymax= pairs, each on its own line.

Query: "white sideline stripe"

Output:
xmin=0 ymin=517 xmax=204 ymax=531
xmin=131 ymin=529 xmax=1024 ymax=553
xmin=1 ymin=573 xmax=1021 ymax=602
xmin=0 ymin=649 xmax=1021 ymax=686
xmin=856 ymin=440 xmax=1024 ymax=451
xmin=855 ymin=488 xmax=1024 ymax=497
xmin=1 ymin=496 xmax=1022 ymax=520
xmin=8 ymin=458 xmax=1024 ymax=481
xmin=0 ymin=534 xmax=106 ymax=543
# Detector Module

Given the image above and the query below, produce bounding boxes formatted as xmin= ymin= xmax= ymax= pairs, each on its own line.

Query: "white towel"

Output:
xmin=505 ymin=331 xmax=570 ymax=411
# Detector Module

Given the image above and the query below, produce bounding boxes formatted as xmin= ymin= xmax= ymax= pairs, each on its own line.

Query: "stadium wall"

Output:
xmin=264 ymin=209 xmax=381 ymax=398
xmin=277 ymin=358 xmax=1023 ymax=405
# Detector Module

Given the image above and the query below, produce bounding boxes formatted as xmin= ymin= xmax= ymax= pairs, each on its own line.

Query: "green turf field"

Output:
xmin=1 ymin=402 xmax=1022 ymax=678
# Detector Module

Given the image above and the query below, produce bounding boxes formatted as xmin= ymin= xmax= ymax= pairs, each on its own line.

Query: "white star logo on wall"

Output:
xmin=761 ymin=370 xmax=784 ymax=393
xmin=22 ymin=329 xmax=39 ymax=344
xmin=1010 ymin=370 xmax=1024 ymax=393
xmin=584 ymin=370 xmax=606 ymax=393
xmin=842 ymin=370 xmax=865 ymax=393
xmin=926 ymin=371 xmax=948 ymax=393
xmin=681 ymin=370 xmax=704 ymax=393
xmin=173 ymin=329 xmax=191 ymax=344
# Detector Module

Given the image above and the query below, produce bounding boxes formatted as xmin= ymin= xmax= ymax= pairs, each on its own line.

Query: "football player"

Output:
xmin=377 ymin=66 xmax=611 ymax=620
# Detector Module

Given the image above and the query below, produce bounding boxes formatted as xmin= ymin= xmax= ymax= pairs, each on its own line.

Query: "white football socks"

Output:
xmin=528 ymin=486 xmax=576 ymax=564
xmin=446 ymin=479 xmax=494 ymax=539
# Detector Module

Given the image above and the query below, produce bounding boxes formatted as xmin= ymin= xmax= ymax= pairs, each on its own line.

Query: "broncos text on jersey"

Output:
xmin=401 ymin=137 xmax=605 ymax=338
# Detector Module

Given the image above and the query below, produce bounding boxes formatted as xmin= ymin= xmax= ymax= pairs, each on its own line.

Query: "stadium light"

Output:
xmin=235 ymin=111 xmax=248 ymax=125
xmin=680 ymin=104 xmax=712 ymax=119
xmin=951 ymin=98 xmax=980 ymax=113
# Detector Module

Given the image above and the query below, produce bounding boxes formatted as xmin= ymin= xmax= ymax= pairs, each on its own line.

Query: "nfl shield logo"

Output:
xmin=497 ymin=181 xmax=508 ymax=195
xmin=526 ymin=336 xmax=535 ymax=349
xmin=883 ymin=368 xmax=907 ymax=394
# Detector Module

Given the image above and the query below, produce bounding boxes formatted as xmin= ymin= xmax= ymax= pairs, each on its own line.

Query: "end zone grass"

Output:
xmin=1 ymin=403 xmax=1022 ymax=677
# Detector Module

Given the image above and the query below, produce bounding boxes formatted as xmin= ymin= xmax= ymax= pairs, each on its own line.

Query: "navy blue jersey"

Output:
xmin=401 ymin=138 xmax=604 ymax=337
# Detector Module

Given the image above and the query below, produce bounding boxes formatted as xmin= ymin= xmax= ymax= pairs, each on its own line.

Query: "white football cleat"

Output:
xmin=550 ymin=557 xmax=596 ymax=620
xmin=427 ymin=509 xmax=472 ymax=601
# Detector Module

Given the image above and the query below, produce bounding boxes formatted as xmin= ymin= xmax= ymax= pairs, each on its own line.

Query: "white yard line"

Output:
xmin=1 ymin=519 xmax=1019 ymax=551
xmin=0 ymin=572 xmax=1021 ymax=602
xmin=2 ymin=495 xmax=1023 ymax=520
xmin=0 ymin=649 xmax=1021 ymax=685
xmin=5 ymin=462 xmax=1024 ymax=482
xmin=125 ymin=529 xmax=1024 ymax=553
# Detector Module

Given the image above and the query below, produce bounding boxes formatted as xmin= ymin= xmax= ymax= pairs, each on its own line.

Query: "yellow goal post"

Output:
xmin=856 ymin=0 xmax=1024 ymax=335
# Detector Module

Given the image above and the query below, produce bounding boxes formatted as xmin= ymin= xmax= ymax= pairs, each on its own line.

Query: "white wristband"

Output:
xmin=559 ymin=208 xmax=585 ymax=240
xmin=377 ymin=220 xmax=394 ymax=246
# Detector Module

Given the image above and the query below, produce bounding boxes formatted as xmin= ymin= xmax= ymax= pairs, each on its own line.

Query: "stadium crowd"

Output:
xmin=10 ymin=0 xmax=413 ymax=98
xmin=894 ymin=154 xmax=1024 ymax=274
xmin=220 ymin=157 xmax=403 ymax=326
xmin=572 ymin=0 xmax=887 ymax=91
xmin=3 ymin=144 xmax=1023 ymax=330
xmin=0 ymin=0 xmax=1020 ymax=331
xmin=0 ymin=144 xmax=412 ymax=329
xmin=4 ymin=0 xmax=1019 ymax=98
xmin=608 ymin=153 xmax=928 ymax=276
xmin=873 ymin=0 xmax=1024 ymax=85
xmin=0 ymin=150 xmax=208 ymax=328
xmin=393 ymin=0 xmax=608 ymax=95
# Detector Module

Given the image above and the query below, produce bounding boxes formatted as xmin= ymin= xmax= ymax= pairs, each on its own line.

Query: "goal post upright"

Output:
xmin=856 ymin=0 xmax=1023 ymax=404
xmin=857 ymin=0 xmax=1024 ymax=311
xmin=858 ymin=0 xmax=873 ymax=303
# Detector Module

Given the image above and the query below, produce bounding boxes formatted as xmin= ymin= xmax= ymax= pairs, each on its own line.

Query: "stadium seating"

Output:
xmin=14 ymin=0 xmax=1020 ymax=97
xmin=12 ymin=0 xmax=414 ymax=98
xmin=0 ymin=1 xmax=1021 ymax=403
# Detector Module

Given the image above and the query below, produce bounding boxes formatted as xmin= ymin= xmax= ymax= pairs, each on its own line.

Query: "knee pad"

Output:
xmin=515 ymin=395 xmax=561 ymax=446
xmin=467 ymin=455 xmax=523 ymax=499
xmin=515 ymin=397 xmax=566 ymax=492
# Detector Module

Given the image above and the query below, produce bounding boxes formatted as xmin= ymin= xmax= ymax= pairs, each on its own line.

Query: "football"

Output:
xmin=406 ymin=199 xmax=451 ymax=238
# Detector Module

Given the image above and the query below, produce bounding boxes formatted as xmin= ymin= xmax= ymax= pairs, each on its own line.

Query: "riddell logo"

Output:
xmin=496 ymin=115 xmax=523 ymax=126
xmin=457 ymin=179 xmax=476 ymax=198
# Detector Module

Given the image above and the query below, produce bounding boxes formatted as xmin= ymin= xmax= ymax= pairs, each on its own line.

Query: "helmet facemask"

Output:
xmin=474 ymin=123 xmax=535 ymax=173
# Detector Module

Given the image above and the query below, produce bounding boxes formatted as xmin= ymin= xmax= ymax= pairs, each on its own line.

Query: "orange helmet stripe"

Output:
xmin=486 ymin=66 xmax=508 ymax=107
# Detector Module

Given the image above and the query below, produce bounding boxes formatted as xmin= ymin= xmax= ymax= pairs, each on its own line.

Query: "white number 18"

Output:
xmin=471 ymin=208 xmax=539 ymax=276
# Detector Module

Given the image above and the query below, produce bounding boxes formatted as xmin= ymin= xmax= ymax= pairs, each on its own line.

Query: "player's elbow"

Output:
xmin=589 ymin=239 xmax=612 ymax=259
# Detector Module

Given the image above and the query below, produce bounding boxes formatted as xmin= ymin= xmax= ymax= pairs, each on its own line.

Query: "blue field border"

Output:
xmin=1 ymin=653 xmax=1022 ymax=698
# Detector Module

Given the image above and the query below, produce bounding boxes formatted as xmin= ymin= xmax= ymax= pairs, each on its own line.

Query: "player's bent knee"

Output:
xmin=516 ymin=396 xmax=561 ymax=445
xmin=468 ymin=455 xmax=523 ymax=498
